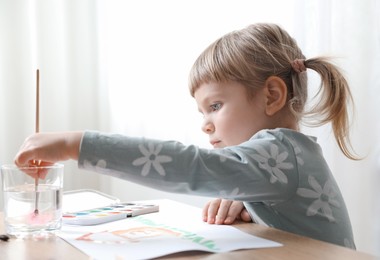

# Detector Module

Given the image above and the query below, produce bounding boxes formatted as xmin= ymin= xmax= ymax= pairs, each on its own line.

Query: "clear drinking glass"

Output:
xmin=1 ymin=163 xmax=64 ymax=237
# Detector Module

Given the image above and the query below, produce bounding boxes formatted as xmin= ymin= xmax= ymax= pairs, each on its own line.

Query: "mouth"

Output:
xmin=210 ymin=140 xmax=221 ymax=148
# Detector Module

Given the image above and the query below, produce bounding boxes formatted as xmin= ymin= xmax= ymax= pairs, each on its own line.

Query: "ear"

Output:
xmin=263 ymin=76 xmax=288 ymax=116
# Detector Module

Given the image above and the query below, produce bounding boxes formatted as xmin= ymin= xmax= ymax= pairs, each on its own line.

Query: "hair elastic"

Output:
xmin=291 ymin=59 xmax=306 ymax=73
xmin=0 ymin=234 xmax=9 ymax=242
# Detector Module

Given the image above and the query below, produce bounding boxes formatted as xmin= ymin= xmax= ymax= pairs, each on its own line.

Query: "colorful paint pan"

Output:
xmin=62 ymin=203 xmax=159 ymax=226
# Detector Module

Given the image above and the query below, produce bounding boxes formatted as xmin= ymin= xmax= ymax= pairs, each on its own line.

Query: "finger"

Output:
xmin=35 ymin=161 xmax=54 ymax=179
xmin=14 ymin=149 xmax=34 ymax=168
xmin=14 ymin=134 xmax=48 ymax=167
xmin=202 ymin=201 xmax=211 ymax=222
xmin=19 ymin=165 xmax=39 ymax=179
xmin=215 ymin=199 xmax=233 ymax=224
xmin=223 ymin=201 xmax=244 ymax=224
xmin=17 ymin=160 xmax=54 ymax=180
xmin=206 ymin=198 xmax=223 ymax=224
xmin=240 ymin=209 xmax=252 ymax=222
xmin=14 ymin=135 xmax=37 ymax=167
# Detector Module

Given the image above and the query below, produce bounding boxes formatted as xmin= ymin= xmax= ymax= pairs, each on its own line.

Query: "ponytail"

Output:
xmin=302 ymin=57 xmax=359 ymax=160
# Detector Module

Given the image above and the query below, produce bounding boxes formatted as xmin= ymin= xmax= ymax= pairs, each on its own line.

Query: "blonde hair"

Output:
xmin=189 ymin=23 xmax=358 ymax=160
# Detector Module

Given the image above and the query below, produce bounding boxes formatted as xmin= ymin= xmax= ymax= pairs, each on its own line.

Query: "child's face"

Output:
xmin=194 ymin=81 xmax=269 ymax=148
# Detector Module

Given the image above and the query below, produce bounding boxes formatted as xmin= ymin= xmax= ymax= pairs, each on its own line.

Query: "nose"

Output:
xmin=201 ymin=118 xmax=215 ymax=134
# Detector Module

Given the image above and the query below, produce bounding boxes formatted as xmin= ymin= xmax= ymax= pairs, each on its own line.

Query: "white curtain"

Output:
xmin=0 ymin=0 xmax=109 ymax=193
xmin=1 ymin=0 xmax=379 ymax=256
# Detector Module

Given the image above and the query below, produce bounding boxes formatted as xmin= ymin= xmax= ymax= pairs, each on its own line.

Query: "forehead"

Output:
xmin=194 ymin=81 xmax=248 ymax=102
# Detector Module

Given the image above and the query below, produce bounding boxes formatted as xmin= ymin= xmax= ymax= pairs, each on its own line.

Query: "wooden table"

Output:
xmin=0 ymin=199 xmax=378 ymax=260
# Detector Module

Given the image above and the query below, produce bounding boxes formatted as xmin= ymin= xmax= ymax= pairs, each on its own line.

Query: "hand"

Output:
xmin=14 ymin=131 xmax=83 ymax=168
xmin=202 ymin=198 xmax=252 ymax=225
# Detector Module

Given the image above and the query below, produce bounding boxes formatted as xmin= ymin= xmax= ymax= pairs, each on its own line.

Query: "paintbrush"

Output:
xmin=34 ymin=69 xmax=40 ymax=215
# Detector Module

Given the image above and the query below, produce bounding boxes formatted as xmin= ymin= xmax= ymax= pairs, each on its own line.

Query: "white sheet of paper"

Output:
xmin=58 ymin=199 xmax=282 ymax=260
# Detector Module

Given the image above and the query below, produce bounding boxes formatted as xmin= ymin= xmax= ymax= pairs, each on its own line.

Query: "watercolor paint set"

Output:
xmin=62 ymin=202 xmax=159 ymax=225
xmin=62 ymin=189 xmax=159 ymax=225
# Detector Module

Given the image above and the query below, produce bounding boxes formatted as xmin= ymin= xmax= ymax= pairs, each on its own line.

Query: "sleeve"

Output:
xmin=78 ymin=130 xmax=299 ymax=202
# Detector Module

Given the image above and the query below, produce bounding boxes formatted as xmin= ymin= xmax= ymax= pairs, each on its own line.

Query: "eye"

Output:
xmin=210 ymin=103 xmax=222 ymax=111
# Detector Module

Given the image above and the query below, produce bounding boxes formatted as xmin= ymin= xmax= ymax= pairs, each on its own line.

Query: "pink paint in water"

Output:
xmin=26 ymin=211 xmax=53 ymax=225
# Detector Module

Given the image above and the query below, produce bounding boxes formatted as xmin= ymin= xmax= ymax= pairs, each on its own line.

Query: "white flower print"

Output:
xmin=293 ymin=145 xmax=304 ymax=165
xmin=83 ymin=159 xmax=107 ymax=170
xmin=214 ymin=149 xmax=228 ymax=162
xmin=297 ymin=176 xmax=340 ymax=222
xmin=82 ymin=159 xmax=117 ymax=176
xmin=287 ymin=138 xmax=304 ymax=165
xmin=219 ymin=187 xmax=245 ymax=199
xmin=250 ymin=144 xmax=293 ymax=184
xmin=205 ymin=149 xmax=227 ymax=163
xmin=219 ymin=152 xmax=227 ymax=162
xmin=132 ymin=143 xmax=172 ymax=176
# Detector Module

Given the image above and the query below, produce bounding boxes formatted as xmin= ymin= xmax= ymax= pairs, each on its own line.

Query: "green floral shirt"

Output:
xmin=78 ymin=128 xmax=355 ymax=249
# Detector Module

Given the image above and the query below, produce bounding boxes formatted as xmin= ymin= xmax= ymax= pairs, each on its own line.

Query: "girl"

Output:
xmin=14 ymin=23 xmax=357 ymax=249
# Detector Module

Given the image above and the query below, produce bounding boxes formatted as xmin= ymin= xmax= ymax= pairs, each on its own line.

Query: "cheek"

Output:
xmin=219 ymin=116 xmax=251 ymax=145
xmin=233 ymin=121 xmax=256 ymax=141
xmin=224 ymin=111 xmax=262 ymax=143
